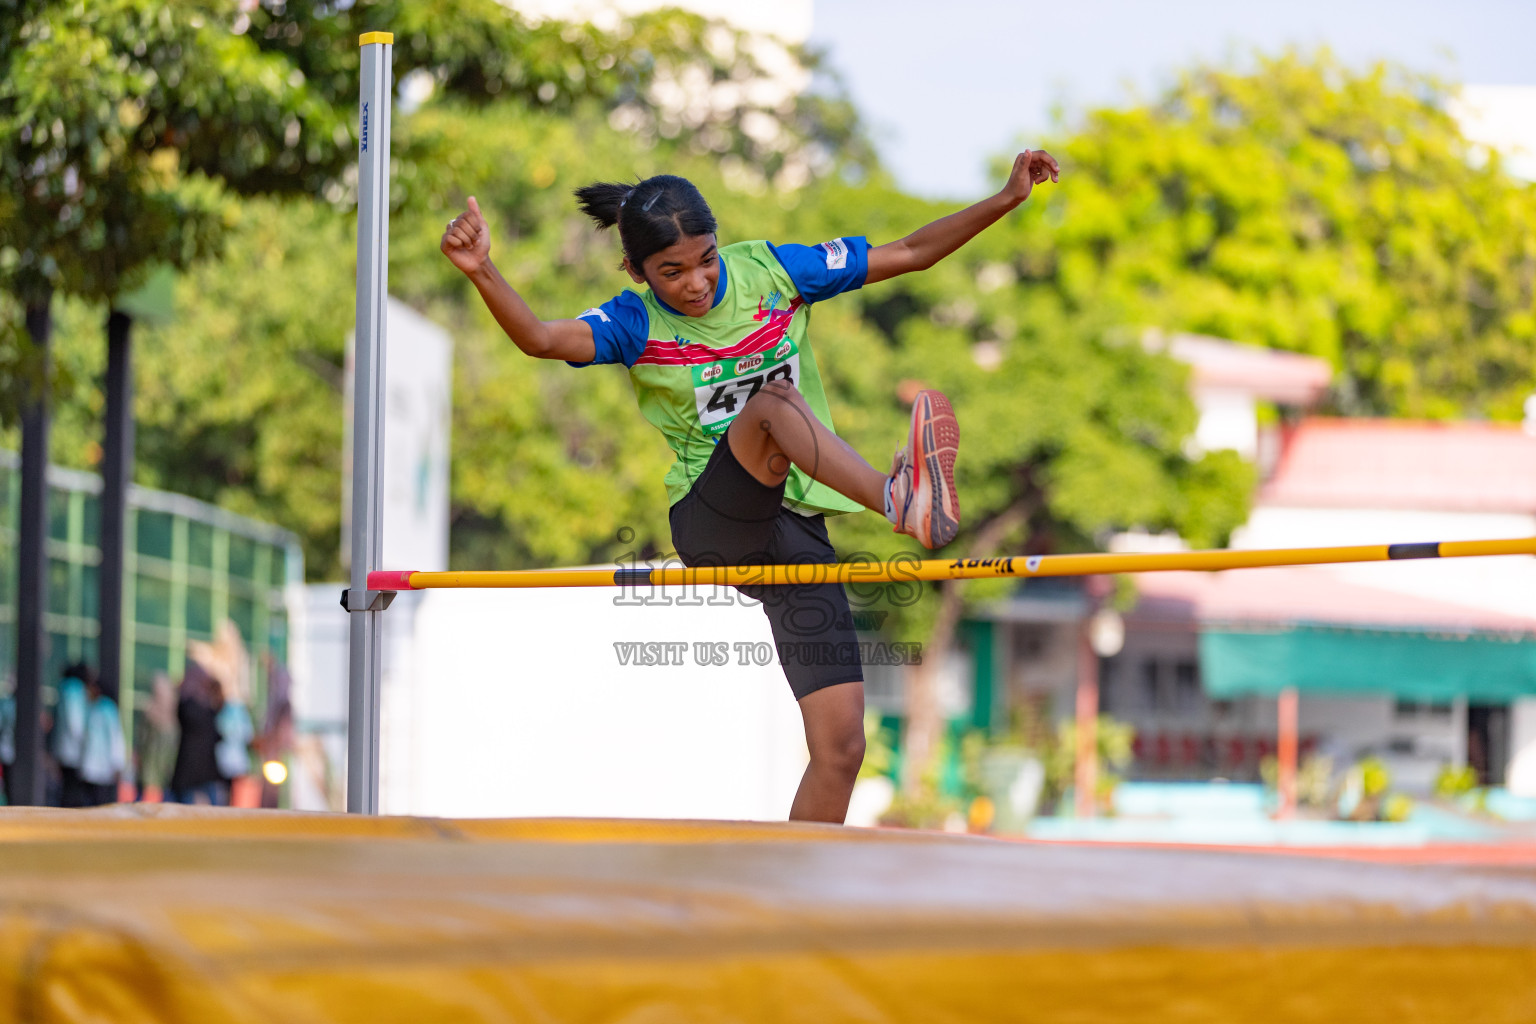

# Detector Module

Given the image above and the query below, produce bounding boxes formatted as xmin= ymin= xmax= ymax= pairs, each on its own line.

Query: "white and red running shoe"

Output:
xmin=889 ymin=389 xmax=960 ymax=548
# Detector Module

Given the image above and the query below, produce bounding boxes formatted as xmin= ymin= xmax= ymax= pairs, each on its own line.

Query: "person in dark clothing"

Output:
xmin=51 ymin=663 xmax=92 ymax=807
xmin=167 ymin=661 xmax=228 ymax=806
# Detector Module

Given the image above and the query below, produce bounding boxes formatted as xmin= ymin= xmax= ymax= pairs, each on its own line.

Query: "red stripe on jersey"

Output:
xmin=633 ymin=297 xmax=805 ymax=366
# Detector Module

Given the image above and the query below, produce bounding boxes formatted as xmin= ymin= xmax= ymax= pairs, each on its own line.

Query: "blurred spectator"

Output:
xmin=167 ymin=661 xmax=227 ymax=806
xmin=0 ymin=676 xmax=14 ymax=805
xmin=257 ymin=654 xmax=295 ymax=808
xmin=50 ymin=664 xmax=91 ymax=808
xmin=215 ymin=687 xmax=255 ymax=793
xmin=78 ymin=672 xmax=126 ymax=806
xmin=135 ymin=673 xmax=179 ymax=802
xmin=190 ymin=622 xmax=257 ymax=806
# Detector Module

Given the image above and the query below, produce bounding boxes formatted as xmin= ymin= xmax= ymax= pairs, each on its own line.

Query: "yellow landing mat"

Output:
xmin=0 ymin=805 xmax=1533 ymax=1023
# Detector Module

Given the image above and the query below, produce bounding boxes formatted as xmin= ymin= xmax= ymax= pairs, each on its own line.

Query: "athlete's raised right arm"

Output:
xmin=441 ymin=196 xmax=596 ymax=363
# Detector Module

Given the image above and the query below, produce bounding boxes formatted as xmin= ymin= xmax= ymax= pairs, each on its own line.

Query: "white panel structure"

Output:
xmin=390 ymin=585 xmax=810 ymax=820
xmin=379 ymin=300 xmax=452 ymax=573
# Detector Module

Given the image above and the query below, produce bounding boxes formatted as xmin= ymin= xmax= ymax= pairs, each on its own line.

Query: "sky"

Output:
xmin=807 ymin=0 xmax=1536 ymax=198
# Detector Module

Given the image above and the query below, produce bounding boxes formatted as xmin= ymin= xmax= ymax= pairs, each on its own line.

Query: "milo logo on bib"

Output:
xmin=692 ymin=295 xmax=803 ymax=436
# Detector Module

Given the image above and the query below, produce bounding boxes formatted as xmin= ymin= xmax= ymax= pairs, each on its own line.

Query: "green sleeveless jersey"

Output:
xmin=572 ymin=238 xmax=870 ymax=516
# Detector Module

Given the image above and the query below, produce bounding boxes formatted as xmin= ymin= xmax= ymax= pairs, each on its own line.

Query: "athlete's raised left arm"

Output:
xmin=864 ymin=150 xmax=1059 ymax=286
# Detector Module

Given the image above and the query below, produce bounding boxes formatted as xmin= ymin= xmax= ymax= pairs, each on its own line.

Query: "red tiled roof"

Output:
xmin=1260 ymin=418 xmax=1536 ymax=513
xmin=1152 ymin=333 xmax=1332 ymax=405
xmin=1130 ymin=567 xmax=1536 ymax=636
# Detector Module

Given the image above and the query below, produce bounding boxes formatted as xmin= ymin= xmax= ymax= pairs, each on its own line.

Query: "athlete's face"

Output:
xmin=627 ymin=232 xmax=720 ymax=317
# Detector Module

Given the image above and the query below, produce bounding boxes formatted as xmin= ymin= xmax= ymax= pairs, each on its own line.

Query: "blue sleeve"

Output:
xmin=766 ymin=237 xmax=870 ymax=304
xmin=565 ymin=290 xmax=649 ymax=368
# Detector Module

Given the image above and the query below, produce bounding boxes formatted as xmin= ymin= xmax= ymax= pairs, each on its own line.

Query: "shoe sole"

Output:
xmin=910 ymin=390 xmax=960 ymax=547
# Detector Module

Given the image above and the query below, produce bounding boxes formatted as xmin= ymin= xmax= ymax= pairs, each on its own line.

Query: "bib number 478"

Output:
xmin=702 ymin=363 xmax=793 ymax=419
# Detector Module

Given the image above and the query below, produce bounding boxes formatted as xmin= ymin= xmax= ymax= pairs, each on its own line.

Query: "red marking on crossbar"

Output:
xmin=368 ymin=570 xmax=418 ymax=591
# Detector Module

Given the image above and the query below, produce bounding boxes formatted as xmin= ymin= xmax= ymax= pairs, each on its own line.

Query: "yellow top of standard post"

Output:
xmin=359 ymin=31 xmax=394 ymax=46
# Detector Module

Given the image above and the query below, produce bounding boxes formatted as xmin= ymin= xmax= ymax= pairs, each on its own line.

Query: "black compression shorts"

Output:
xmin=668 ymin=437 xmax=864 ymax=700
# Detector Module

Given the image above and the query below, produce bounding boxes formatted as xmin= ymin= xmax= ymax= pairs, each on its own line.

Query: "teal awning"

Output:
xmin=1200 ymin=626 xmax=1536 ymax=702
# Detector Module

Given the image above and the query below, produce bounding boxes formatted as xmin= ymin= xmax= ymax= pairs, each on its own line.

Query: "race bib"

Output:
xmin=693 ymin=337 xmax=800 ymax=436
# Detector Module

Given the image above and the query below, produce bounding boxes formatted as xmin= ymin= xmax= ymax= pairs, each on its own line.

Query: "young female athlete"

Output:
xmin=441 ymin=149 xmax=1059 ymax=823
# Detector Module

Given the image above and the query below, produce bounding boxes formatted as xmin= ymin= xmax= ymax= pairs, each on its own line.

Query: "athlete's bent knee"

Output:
xmin=812 ymin=725 xmax=866 ymax=781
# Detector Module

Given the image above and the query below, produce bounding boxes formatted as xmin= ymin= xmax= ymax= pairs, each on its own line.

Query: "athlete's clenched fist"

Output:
xmin=441 ymin=195 xmax=491 ymax=276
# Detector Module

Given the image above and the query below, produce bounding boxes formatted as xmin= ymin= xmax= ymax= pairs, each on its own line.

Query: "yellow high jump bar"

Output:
xmin=368 ymin=536 xmax=1536 ymax=591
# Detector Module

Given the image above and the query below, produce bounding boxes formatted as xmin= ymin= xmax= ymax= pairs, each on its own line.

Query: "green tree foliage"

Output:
xmin=15 ymin=25 xmax=1535 ymax=802
xmin=384 ymin=104 xmax=1245 ymax=589
xmin=24 ymin=32 xmax=1534 ymax=617
xmin=136 ymin=199 xmax=354 ymax=573
xmin=0 ymin=0 xmax=328 ymax=423
xmin=0 ymin=0 xmax=845 ymax=425
xmin=0 ymin=0 xmax=347 ymax=297
xmin=38 ymin=54 xmax=1243 ymax=585
xmin=20 ymin=4 xmax=869 ymax=577
xmin=240 ymin=0 xmax=870 ymax=196
xmin=1026 ymin=50 xmax=1536 ymax=420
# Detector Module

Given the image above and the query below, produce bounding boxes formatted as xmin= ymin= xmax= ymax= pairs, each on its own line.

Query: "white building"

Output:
xmin=964 ymin=334 xmax=1536 ymax=797
xmin=1216 ymin=418 xmax=1536 ymax=794
xmin=1122 ymin=355 xmax=1536 ymax=796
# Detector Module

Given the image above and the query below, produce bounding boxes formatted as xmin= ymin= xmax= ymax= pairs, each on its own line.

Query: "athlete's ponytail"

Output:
xmin=574 ymin=174 xmax=717 ymax=269
xmin=573 ymin=181 xmax=630 ymax=228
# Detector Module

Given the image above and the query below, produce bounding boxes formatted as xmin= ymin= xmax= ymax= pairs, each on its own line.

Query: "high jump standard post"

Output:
xmin=345 ymin=31 xmax=395 ymax=814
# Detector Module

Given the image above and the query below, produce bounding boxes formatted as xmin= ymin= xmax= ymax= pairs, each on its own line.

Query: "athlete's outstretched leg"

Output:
xmin=727 ymin=379 xmax=961 ymax=549
xmin=727 ymin=379 xmax=887 ymax=510
xmin=789 ymin=680 xmax=865 ymax=823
